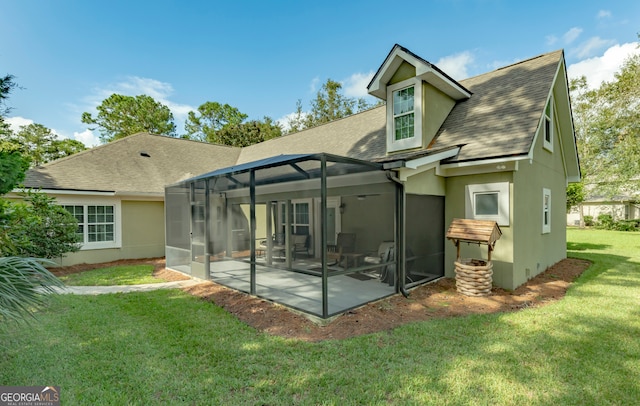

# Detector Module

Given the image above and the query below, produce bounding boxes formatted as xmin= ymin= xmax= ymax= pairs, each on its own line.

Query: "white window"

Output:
xmin=386 ymin=79 xmax=422 ymax=152
xmin=281 ymin=201 xmax=310 ymax=235
xmin=393 ymin=86 xmax=415 ymax=140
xmin=542 ymin=188 xmax=551 ymax=234
xmin=543 ymin=97 xmax=553 ymax=152
xmin=61 ymin=201 xmax=121 ymax=249
xmin=466 ymin=182 xmax=510 ymax=226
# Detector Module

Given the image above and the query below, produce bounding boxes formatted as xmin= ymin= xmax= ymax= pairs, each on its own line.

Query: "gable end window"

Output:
xmin=543 ymin=97 xmax=553 ymax=152
xmin=465 ymin=182 xmax=510 ymax=226
xmin=393 ymin=86 xmax=415 ymax=140
xmin=386 ymin=79 xmax=422 ymax=152
xmin=542 ymin=188 xmax=551 ymax=234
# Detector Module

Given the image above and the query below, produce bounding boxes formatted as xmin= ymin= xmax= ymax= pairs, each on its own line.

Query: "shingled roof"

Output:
xmin=237 ymin=49 xmax=564 ymax=166
xmin=23 ymin=133 xmax=241 ymax=195
xmin=434 ymin=50 xmax=563 ymax=163
xmin=23 ymin=50 xmax=565 ymax=195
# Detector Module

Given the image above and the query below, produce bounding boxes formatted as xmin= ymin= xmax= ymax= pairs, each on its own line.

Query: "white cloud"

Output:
xmin=568 ymin=42 xmax=640 ymax=89
xmin=436 ymin=51 xmax=475 ymax=80
xmin=309 ymin=77 xmax=320 ymax=94
xmin=572 ymin=36 xmax=616 ymax=59
xmin=563 ymin=27 xmax=583 ymax=45
xmin=276 ymin=110 xmax=309 ymax=133
xmin=546 ymin=35 xmax=558 ymax=46
xmin=73 ymin=129 xmax=100 ymax=147
xmin=5 ymin=116 xmax=34 ymax=132
xmin=597 ymin=10 xmax=611 ymax=19
xmin=342 ymin=71 xmax=374 ymax=98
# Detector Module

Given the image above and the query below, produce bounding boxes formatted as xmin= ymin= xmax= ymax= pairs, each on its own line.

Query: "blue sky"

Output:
xmin=2 ymin=0 xmax=639 ymax=147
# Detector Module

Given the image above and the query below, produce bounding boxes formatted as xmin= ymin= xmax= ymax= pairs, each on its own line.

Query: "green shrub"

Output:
xmin=612 ymin=219 xmax=640 ymax=231
xmin=596 ymin=214 xmax=614 ymax=229
xmin=0 ymin=191 xmax=80 ymax=258
xmin=584 ymin=215 xmax=594 ymax=227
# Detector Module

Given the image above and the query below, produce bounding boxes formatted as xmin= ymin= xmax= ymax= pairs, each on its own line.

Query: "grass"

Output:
xmin=58 ymin=265 xmax=165 ymax=286
xmin=1 ymin=229 xmax=639 ymax=404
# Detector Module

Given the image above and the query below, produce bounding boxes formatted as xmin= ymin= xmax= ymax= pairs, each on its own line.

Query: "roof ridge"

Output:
xmin=33 ymin=132 xmax=239 ymax=170
xmin=460 ymin=49 xmax=563 ymax=83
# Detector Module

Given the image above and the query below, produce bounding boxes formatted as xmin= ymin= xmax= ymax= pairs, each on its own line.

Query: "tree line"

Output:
xmin=568 ymin=45 xmax=640 ymax=211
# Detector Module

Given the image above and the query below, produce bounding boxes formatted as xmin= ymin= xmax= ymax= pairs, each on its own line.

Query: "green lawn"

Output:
xmin=1 ymin=229 xmax=639 ymax=404
xmin=58 ymin=265 xmax=165 ymax=286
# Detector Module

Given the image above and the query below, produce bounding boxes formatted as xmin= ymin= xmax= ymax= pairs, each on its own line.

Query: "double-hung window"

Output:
xmin=281 ymin=201 xmax=310 ymax=235
xmin=393 ymin=86 xmax=415 ymax=140
xmin=542 ymin=188 xmax=551 ymax=234
xmin=62 ymin=203 xmax=118 ymax=248
xmin=387 ymin=79 xmax=422 ymax=152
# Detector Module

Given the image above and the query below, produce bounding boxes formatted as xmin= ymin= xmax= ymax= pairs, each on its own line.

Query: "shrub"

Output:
xmin=612 ymin=219 xmax=640 ymax=231
xmin=584 ymin=215 xmax=594 ymax=227
xmin=0 ymin=191 xmax=80 ymax=258
xmin=596 ymin=214 xmax=614 ymax=229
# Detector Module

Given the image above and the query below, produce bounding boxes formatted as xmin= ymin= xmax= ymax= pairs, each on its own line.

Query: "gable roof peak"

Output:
xmin=367 ymin=44 xmax=471 ymax=101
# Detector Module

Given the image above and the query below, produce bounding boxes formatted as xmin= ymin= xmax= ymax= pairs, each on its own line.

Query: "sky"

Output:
xmin=1 ymin=0 xmax=639 ymax=147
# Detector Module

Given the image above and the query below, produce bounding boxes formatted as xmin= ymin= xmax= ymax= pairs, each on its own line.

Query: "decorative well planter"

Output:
xmin=454 ymin=258 xmax=493 ymax=296
xmin=446 ymin=219 xmax=502 ymax=297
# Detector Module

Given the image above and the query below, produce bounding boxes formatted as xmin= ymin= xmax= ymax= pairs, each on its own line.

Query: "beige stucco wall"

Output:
xmin=55 ymin=200 xmax=165 ymax=266
xmin=444 ymin=172 xmax=516 ymax=288
xmin=404 ymin=168 xmax=446 ymax=196
xmin=512 ymin=103 xmax=568 ymax=287
xmin=422 ymin=84 xmax=456 ymax=147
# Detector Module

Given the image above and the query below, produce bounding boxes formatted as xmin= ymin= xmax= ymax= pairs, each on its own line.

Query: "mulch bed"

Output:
xmin=51 ymin=257 xmax=591 ymax=342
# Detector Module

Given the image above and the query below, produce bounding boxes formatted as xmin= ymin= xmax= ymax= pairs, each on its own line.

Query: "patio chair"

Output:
xmin=364 ymin=242 xmax=395 ymax=283
xmin=327 ymin=232 xmax=356 ymax=266
xmin=292 ymin=234 xmax=309 ymax=260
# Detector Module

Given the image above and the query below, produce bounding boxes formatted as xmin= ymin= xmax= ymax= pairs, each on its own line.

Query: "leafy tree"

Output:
xmin=286 ymin=79 xmax=375 ymax=133
xmin=0 ymin=141 xmax=29 ymax=194
xmin=0 ymin=191 xmax=80 ymax=258
xmin=566 ymin=182 xmax=586 ymax=213
xmin=184 ymin=101 xmax=248 ymax=142
xmin=5 ymin=123 xmax=86 ymax=167
xmin=0 ymin=74 xmax=18 ymax=117
xmin=216 ymin=117 xmax=283 ymax=147
xmin=571 ymin=52 xmax=640 ymax=198
xmin=0 ymin=73 xmax=66 ymax=324
xmin=82 ymin=94 xmax=177 ymax=142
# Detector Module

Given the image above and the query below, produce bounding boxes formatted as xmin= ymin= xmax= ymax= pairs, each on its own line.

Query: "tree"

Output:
xmin=216 ymin=117 xmax=283 ymax=147
xmin=0 ymin=141 xmax=29 ymax=194
xmin=0 ymin=191 xmax=80 ymax=258
xmin=571 ymin=52 xmax=640 ymax=199
xmin=184 ymin=101 xmax=248 ymax=142
xmin=0 ymin=74 xmax=18 ymax=117
xmin=0 ymin=73 xmax=65 ymax=324
xmin=286 ymin=79 xmax=375 ymax=133
xmin=82 ymin=94 xmax=177 ymax=142
xmin=5 ymin=123 xmax=86 ymax=167
xmin=566 ymin=182 xmax=586 ymax=213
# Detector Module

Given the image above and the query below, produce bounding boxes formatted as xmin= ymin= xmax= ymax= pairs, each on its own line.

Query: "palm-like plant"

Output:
xmin=0 ymin=257 xmax=63 ymax=322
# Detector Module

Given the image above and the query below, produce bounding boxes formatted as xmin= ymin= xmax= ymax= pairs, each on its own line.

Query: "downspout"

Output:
xmin=386 ymin=170 xmax=409 ymax=298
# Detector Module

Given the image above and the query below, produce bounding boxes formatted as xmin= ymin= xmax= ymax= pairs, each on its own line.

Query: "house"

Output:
xmin=567 ymin=194 xmax=640 ymax=226
xmin=16 ymin=133 xmax=241 ymax=265
xmin=163 ymin=45 xmax=580 ymax=318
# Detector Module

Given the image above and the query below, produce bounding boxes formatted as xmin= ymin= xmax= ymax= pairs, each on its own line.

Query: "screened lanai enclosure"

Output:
xmin=165 ymin=153 xmax=444 ymax=318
